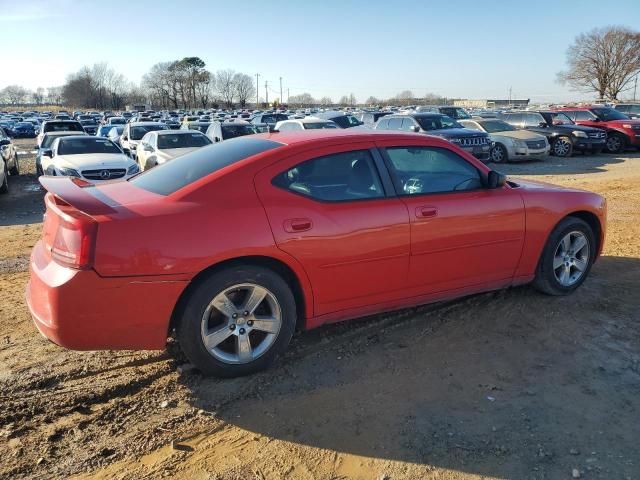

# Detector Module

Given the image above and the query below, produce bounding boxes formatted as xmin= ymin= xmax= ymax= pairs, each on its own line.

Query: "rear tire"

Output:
xmin=176 ymin=265 xmax=296 ymax=377
xmin=552 ymin=136 xmax=573 ymax=157
xmin=0 ymin=162 xmax=8 ymax=194
xmin=9 ymin=152 xmax=19 ymax=176
xmin=532 ymin=217 xmax=596 ymax=296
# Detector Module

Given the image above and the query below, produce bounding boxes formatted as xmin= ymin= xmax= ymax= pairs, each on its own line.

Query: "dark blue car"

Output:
xmin=13 ymin=122 xmax=36 ymax=138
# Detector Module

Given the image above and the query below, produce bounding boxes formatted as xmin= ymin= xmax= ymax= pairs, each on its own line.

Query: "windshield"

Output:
xmin=57 ymin=137 xmax=121 ymax=155
xmin=80 ymin=120 xmax=96 ymax=126
xmin=109 ymin=127 xmax=124 ymax=135
xmin=46 ymin=122 xmax=83 ymax=132
xmin=546 ymin=112 xmax=574 ymax=125
xmin=478 ymin=120 xmax=515 ymax=133
xmin=131 ymin=124 xmax=167 ymax=140
xmin=222 ymin=124 xmax=259 ymax=139
xmin=303 ymin=122 xmax=338 ymax=129
xmin=416 ymin=115 xmax=461 ymax=131
xmin=592 ymin=108 xmax=629 ymax=121
xmin=331 ymin=115 xmax=362 ymax=128
xmin=157 ymin=133 xmax=212 ymax=149
xmin=188 ymin=123 xmax=210 ymax=133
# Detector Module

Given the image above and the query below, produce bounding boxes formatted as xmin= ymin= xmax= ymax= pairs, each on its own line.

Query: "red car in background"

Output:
xmin=555 ymin=106 xmax=640 ymax=153
xmin=26 ymin=130 xmax=607 ymax=377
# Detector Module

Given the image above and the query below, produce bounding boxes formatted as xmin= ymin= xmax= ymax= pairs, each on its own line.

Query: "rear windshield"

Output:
xmin=130 ymin=124 xmax=167 ymax=140
xmin=157 ymin=133 xmax=211 ymax=149
xmin=57 ymin=137 xmax=121 ymax=155
xmin=222 ymin=124 xmax=259 ymax=139
xmin=130 ymin=137 xmax=283 ymax=195
xmin=45 ymin=121 xmax=83 ymax=132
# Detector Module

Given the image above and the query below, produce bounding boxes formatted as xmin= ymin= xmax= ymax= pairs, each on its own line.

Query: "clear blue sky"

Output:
xmin=1 ymin=0 xmax=639 ymax=102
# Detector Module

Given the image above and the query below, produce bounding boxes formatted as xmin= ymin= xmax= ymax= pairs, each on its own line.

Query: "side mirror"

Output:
xmin=144 ymin=144 xmax=153 ymax=152
xmin=42 ymin=149 xmax=53 ymax=158
xmin=487 ymin=170 xmax=507 ymax=189
xmin=538 ymin=122 xmax=547 ymax=128
xmin=410 ymin=125 xmax=420 ymax=132
xmin=593 ymin=118 xmax=601 ymax=122
xmin=122 ymin=135 xmax=128 ymax=141
xmin=214 ymin=137 xmax=220 ymax=143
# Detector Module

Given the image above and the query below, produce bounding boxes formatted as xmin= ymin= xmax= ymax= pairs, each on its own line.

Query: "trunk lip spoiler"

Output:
xmin=39 ymin=176 xmax=118 ymax=215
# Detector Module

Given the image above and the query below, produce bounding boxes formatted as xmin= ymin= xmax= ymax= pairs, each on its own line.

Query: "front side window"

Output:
xmin=591 ymin=108 xmax=628 ymax=121
xmin=221 ymin=124 xmax=259 ymax=139
xmin=384 ymin=146 xmax=482 ymax=195
xmin=523 ymin=113 xmax=546 ymax=128
xmin=272 ymin=149 xmax=384 ymax=202
xmin=572 ymin=110 xmax=597 ymax=121
xmin=157 ymin=133 xmax=211 ymax=149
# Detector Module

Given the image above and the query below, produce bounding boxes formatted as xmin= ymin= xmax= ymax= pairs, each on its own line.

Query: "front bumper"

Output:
xmin=511 ymin=145 xmax=550 ymax=159
xmin=26 ymin=241 xmax=189 ymax=350
xmin=459 ymin=145 xmax=491 ymax=161
xmin=574 ymin=137 xmax=606 ymax=151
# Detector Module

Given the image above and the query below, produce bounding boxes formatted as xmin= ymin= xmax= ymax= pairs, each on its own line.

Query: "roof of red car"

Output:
xmin=250 ymin=128 xmax=444 ymax=146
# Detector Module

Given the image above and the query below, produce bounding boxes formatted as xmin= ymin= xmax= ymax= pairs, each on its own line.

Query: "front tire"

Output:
xmin=605 ymin=133 xmax=625 ymax=154
xmin=490 ymin=143 xmax=508 ymax=163
xmin=0 ymin=162 xmax=8 ymax=194
xmin=532 ymin=217 xmax=596 ymax=296
xmin=176 ymin=265 xmax=296 ymax=377
xmin=552 ymin=136 xmax=573 ymax=157
xmin=9 ymin=152 xmax=19 ymax=176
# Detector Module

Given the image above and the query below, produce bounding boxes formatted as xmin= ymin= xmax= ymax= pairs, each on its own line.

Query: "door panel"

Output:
xmin=254 ymin=143 xmax=410 ymax=316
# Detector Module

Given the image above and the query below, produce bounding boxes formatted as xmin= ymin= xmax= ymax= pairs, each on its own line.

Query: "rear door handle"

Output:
xmin=415 ymin=206 xmax=437 ymax=218
xmin=283 ymin=218 xmax=313 ymax=233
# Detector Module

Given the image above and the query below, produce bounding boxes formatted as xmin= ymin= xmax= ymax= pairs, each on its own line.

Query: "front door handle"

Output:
xmin=415 ymin=206 xmax=437 ymax=218
xmin=283 ymin=218 xmax=313 ymax=233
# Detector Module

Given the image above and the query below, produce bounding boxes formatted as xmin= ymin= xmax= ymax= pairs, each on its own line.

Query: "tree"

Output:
xmin=558 ymin=26 xmax=640 ymax=100
xmin=233 ymin=73 xmax=254 ymax=107
xmin=47 ymin=86 xmax=63 ymax=105
xmin=319 ymin=96 xmax=333 ymax=106
xmin=33 ymin=87 xmax=45 ymax=105
xmin=215 ymin=69 xmax=236 ymax=108
xmin=395 ymin=90 xmax=414 ymax=106
xmin=1 ymin=85 xmax=29 ymax=105
xmin=339 ymin=95 xmax=350 ymax=106
xmin=365 ymin=96 xmax=380 ymax=105
xmin=289 ymin=93 xmax=316 ymax=107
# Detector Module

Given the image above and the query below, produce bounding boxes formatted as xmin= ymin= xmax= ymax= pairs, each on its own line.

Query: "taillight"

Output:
xmin=48 ymin=198 xmax=98 ymax=270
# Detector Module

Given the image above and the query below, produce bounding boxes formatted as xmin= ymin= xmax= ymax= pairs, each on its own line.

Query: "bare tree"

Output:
xmin=338 ymin=95 xmax=350 ymax=106
xmin=47 ymin=86 xmax=63 ymax=106
xmin=558 ymin=26 xmax=640 ymax=100
xmin=319 ymin=96 xmax=333 ymax=106
xmin=289 ymin=93 xmax=316 ymax=107
xmin=365 ymin=96 xmax=380 ymax=105
xmin=1 ymin=85 xmax=29 ymax=105
xmin=234 ymin=73 xmax=254 ymax=108
xmin=395 ymin=90 xmax=414 ymax=106
xmin=215 ymin=69 xmax=236 ymax=108
xmin=33 ymin=87 xmax=45 ymax=105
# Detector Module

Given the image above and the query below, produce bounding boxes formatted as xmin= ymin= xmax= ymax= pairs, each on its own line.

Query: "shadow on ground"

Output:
xmin=181 ymin=256 xmax=640 ymax=479
xmin=491 ymin=151 xmax=637 ymax=176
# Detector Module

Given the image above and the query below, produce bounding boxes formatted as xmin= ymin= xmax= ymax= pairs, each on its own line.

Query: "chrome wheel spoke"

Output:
xmin=553 ymin=231 xmax=590 ymax=286
xmin=553 ymin=255 xmax=564 ymax=269
xmin=561 ymin=235 xmax=571 ymax=253
xmin=559 ymin=265 xmax=570 ymax=284
xmin=204 ymin=326 xmax=233 ymax=350
xmin=237 ymin=335 xmax=252 ymax=363
xmin=572 ymin=236 xmax=587 ymax=254
xmin=574 ymin=258 xmax=587 ymax=272
xmin=243 ymin=286 xmax=268 ymax=314
xmin=211 ymin=292 xmax=237 ymax=319
xmin=251 ymin=315 xmax=280 ymax=334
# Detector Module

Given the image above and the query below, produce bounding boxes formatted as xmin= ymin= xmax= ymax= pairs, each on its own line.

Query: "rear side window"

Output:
xmin=272 ymin=150 xmax=384 ymax=202
xmin=572 ymin=110 xmax=596 ymax=121
xmin=376 ymin=118 xmax=390 ymax=129
xmin=384 ymin=146 xmax=482 ymax=195
xmin=131 ymin=137 xmax=283 ymax=195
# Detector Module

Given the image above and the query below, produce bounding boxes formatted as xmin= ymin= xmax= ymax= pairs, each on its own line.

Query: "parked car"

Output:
xmin=375 ymin=113 xmax=492 ymax=161
xmin=205 ymin=121 xmax=260 ymax=142
xmin=120 ymin=122 xmax=169 ymax=159
xmin=163 ymin=118 xmax=181 ymax=129
xmin=79 ymin=120 xmax=98 ymax=135
xmin=107 ymin=117 xmax=126 ymax=126
xmin=355 ymin=111 xmax=391 ymax=128
xmin=274 ymin=118 xmax=338 ymax=131
xmin=27 ymin=130 xmax=606 ymax=377
xmin=416 ymin=106 xmax=472 ymax=120
xmin=37 ymin=120 xmax=84 ymax=146
xmin=554 ymin=106 xmax=640 ymax=153
xmin=459 ymin=118 xmax=548 ymax=162
xmin=40 ymin=135 xmax=139 ymax=180
xmin=36 ymin=131 xmax=88 ymax=176
xmin=107 ymin=126 xmax=125 ymax=143
xmin=12 ymin=121 xmax=37 ymax=138
xmin=314 ymin=111 xmax=363 ymax=128
xmin=96 ymin=124 xmax=116 ymax=137
xmin=250 ymin=113 xmax=289 ymax=132
xmin=499 ymin=111 xmax=607 ymax=157
xmin=0 ymin=121 xmax=16 ymax=137
xmin=181 ymin=121 xmax=211 ymax=133
xmin=0 ymin=127 xmax=19 ymax=188
xmin=136 ymin=130 xmax=211 ymax=171
xmin=614 ymin=103 xmax=640 ymax=119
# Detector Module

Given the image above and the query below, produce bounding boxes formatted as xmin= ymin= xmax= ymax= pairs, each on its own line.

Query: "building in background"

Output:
xmin=454 ymin=99 xmax=530 ymax=109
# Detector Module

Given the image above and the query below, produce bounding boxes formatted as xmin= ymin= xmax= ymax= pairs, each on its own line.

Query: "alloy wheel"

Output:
xmin=606 ymin=135 xmax=622 ymax=153
xmin=553 ymin=231 xmax=590 ymax=287
xmin=491 ymin=145 xmax=506 ymax=163
xmin=200 ymin=283 xmax=282 ymax=364
xmin=553 ymin=138 xmax=571 ymax=157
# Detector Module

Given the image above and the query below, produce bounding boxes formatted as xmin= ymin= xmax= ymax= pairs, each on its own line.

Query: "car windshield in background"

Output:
xmin=47 ymin=122 xmax=83 ymax=132
xmin=221 ymin=124 xmax=259 ymax=139
xmin=188 ymin=123 xmax=210 ymax=133
xmin=80 ymin=120 xmax=96 ymax=126
xmin=547 ymin=112 xmax=574 ymax=125
xmin=479 ymin=120 xmax=515 ymax=133
xmin=57 ymin=137 xmax=121 ymax=155
xmin=416 ymin=115 xmax=460 ymax=130
xmin=42 ymin=135 xmax=74 ymax=149
xmin=158 ymin=133 xmax=211 ymax=149
xmin=331 ymin=115 xmax=361 ymax=128
xmin=131 ymin=137 xmax=283 ymax=195
xmin=592 ymin=108 xmax=628 ymax=121
xmin=304 ymin=122 xmax=338 ymax=129
xmin=131 ymin=125 xmax=167 ymax=140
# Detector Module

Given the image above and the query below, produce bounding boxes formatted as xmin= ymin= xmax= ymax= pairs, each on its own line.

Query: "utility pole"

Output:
xmin=279 ymin=77 xmax=283 ymax=105
xmin=255 ymin=73 xmax=260 ymax=108
xmin=508 ymin=86 xmax=512 ymax=107
xmin=265 ymin=81 xmax=269 ymax=106
xmin=287 ymin=88 xmax=290 ymax=103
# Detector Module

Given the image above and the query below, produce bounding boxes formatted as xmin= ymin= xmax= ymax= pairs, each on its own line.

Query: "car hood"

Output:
xmin=157 ymin=147 xmax=202 ymax=160
xmin=511 ymin=178 xmax=586 ymax=193
xmin=603 ymin=119 xmax=640 ymax=127
xmin=432 ymin=128 xmax=487 ymax=138
xmin=54 ymin=153 xmax=134 ymax=170
xmin=491 ymin=130 xmax=545 ymax=140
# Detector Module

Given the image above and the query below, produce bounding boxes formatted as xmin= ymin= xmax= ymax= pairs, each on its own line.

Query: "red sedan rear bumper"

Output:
xmin=26 ymin=241 xmax=189 ymax=350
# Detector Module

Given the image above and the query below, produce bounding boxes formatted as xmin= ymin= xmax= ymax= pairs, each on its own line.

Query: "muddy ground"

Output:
xmin=0 ymin=139 xmax=638 ymax=480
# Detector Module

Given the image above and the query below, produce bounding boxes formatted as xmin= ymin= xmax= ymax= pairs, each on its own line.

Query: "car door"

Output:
xmin=254 ymin=142 xmax=410 ymax=317
xmin=376 ymin=138 xmax=525 ymax=294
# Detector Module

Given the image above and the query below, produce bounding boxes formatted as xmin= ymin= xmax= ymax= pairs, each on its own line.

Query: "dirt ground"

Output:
xmin=0 ymin=139 xmax=638 ymax=480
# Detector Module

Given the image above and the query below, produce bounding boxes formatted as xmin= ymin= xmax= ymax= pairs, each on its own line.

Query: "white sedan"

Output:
xmin=41 ymin=135 xmax=140 ymax=181
xmin=136 ymin=130 xmax=211 ymax=171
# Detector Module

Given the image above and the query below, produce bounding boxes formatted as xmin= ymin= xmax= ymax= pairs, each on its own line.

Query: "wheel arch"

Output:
xmin=168 ymin=255 xmax=311 ymax=335
xmin=565 ymin=210 xmax=603 ymax=257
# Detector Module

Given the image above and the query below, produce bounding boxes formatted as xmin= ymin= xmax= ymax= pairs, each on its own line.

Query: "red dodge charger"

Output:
xmin=26 ymin=130 xmax=606 ymax=377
